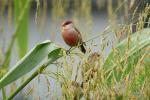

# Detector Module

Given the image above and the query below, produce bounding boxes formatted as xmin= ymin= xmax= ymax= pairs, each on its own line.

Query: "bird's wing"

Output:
xmin=74 ymin=27 xmax=83 ymax=43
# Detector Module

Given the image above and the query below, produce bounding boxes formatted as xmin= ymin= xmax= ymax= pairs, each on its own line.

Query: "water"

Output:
xmin=0 ymin=12 xmax=116 ymax=99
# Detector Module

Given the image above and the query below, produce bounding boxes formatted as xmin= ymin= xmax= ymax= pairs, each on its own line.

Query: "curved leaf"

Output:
xmin=7 ymin=48 xmax=63 ymax=99
xmin=104 ymin=28 xmax=150 ymax=69
xmin=0 ymin=40 xmax=62 ymax=89
xmin=103 ymin=28 xmax=150 ymax=83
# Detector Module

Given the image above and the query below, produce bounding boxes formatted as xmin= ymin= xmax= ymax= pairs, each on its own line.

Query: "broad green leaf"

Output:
xmin=104 ymin=28 xmax=150 ymax=69
xmin=14 ymin=0 xmax=30 ymax=58
xmin=7 ymin=48 xmax=63 ymax=99
xmin=103 ymin=28 xmax=150 ymax=83
xmin=0 ymin=40 xmax=62 ymax=89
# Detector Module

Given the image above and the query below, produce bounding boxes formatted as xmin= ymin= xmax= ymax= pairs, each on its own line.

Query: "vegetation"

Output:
xmin=0 ymin=0 xmax=150 ymax=99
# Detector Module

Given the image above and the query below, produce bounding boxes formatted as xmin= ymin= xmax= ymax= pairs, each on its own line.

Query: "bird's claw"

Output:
xmin=66 ymin=50 xmax=70 ymax=55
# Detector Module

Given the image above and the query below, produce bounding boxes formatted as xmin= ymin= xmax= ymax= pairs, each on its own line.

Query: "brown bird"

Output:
xmin=61 ymin=20 xmax=86 ymax=54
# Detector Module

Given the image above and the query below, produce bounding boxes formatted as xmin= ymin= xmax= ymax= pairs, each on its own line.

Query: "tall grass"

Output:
xmin=0 ymin=0 xmax=150 ymax=99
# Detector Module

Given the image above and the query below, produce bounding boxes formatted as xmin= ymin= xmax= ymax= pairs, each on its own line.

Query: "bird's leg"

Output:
xmin=66 ymin=47 xmax=72 ymax=55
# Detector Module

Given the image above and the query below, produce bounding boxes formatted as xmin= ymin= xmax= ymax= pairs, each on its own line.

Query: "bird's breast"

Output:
xmin=62 ymin=29 xmax=79 ymax=47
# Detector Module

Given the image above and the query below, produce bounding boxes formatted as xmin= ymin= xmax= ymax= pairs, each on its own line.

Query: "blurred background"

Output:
xmin=0 ymin=0 xmax=149 ymax=99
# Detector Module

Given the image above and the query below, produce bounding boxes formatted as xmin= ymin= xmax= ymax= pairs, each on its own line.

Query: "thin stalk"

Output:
xmin=7 ymin=54 xmax=62 ymax=100
xmin=2 ymin=87 xmax=6 ymax=100
xmin=7 ymin=63 xmax=49 ymax=99
xmin=1 ymin=0 xmax=31 ymax=69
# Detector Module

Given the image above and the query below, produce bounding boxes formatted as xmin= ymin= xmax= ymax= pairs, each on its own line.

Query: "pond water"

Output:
xmin=0 ymin=12 xmax=116 ymax=99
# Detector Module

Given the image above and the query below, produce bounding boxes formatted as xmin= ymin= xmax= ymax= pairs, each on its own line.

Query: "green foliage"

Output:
xmin=8 ymin=48 xmax=63 ymax=99
xmin=104 ymin=28 xmax=150 ymax=84
xmin=0 ymin=40 xmax=62 ymax=89
xmin=0 ymin=0 xmax=150 ymax=99
xmin=14 ymin=0 xmax=30 ymax=58
xmin=104 ymin=29 xmax=150 ymax=69
xmin=58 ymin=28 xmax=150 ymax=99
xmin=1 ymin=0 xmax=31 ymax=71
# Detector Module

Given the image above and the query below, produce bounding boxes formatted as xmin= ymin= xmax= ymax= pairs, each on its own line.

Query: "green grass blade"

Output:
xmin=104 ymin=28 xmax=150 ymax=69
xmin=103 ymin=28 xmax=150 ymax=83
xmin=1 ymin=0 xmax=31 ymax=70
xmin=14 ymin=0 xmax=30 ymax=58
xmin=8 ymin=48 xmax=63 ymax=99
xmin=0 ymin=40 xmax=62 ymax=89
xmin=2 ymin=88 xmax=6 ymax=100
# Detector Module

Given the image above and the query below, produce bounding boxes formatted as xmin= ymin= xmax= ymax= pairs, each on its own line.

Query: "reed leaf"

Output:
xmin=0 ymin=40 xmax=62 ymax=89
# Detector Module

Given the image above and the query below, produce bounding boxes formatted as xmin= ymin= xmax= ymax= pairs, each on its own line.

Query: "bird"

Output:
xmin=61 ymin=20 xmax=86 ymax=54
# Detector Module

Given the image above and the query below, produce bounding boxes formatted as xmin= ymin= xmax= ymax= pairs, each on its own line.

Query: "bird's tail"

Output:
xmin=80 ymin=44 xmax=86 ymax=53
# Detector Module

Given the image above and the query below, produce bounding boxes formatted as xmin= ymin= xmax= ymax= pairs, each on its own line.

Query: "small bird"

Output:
xmin=61 ymin=20 xmax=86 ymax=54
